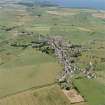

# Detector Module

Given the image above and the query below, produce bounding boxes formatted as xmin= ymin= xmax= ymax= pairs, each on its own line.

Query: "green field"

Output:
xmin=74 ymin=78 xmax=105 ymax=105
xmin=0 ymin=4 xmax=105 ymax=105
xmin=0 ymin=48 xmax=61 ymax=97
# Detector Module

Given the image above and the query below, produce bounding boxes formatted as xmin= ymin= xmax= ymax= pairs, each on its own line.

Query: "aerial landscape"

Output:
xmin=0 ymin=0 xmax=105 ymax=105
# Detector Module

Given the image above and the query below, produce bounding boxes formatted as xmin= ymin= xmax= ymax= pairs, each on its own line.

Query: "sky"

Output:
xmin=50 ymin=0 xmax=105 ymax=9
xmin=0 ymin=0 xmax=105 ymax=9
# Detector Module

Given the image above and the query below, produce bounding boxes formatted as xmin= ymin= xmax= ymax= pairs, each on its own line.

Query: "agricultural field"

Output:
xmin=0 ymin=85 xmax=86 ymax=105
xmin=0 ymin=2 xmax=105 ymax=105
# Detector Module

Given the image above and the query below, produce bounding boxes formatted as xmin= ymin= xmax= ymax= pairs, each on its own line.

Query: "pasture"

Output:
xmin=0 ymin=48 xmax=61 ymax=98
xmin=74 ymin=78 xmax=105 ymax=105
xmin=0 ymin=85 xmax=87 ymax=105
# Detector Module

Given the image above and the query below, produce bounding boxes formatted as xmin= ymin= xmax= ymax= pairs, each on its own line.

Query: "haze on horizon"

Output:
xmin=49 ymin=0 xmax=105 ymax=9
xmin=0 ymin=0 xmax=105 ymax=9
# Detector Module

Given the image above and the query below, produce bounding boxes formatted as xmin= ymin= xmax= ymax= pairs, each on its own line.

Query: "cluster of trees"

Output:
xmin=0 ymin=25 xmax=18 ymax=32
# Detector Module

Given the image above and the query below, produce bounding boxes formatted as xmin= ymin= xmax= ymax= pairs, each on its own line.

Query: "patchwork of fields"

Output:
xmin=0 ymin=85 xmax=86 ymax=105
xmin=0 ymin=3 xmax=105 ymax=105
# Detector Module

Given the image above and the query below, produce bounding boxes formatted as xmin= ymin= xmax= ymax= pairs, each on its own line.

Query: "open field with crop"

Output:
xmin=0 ymin=48 xmax=61 ymax=98
xmin=0 ymin=3 xmax=105 ymax=105
xmin=0 ymin=85 xmax=87 ymax=105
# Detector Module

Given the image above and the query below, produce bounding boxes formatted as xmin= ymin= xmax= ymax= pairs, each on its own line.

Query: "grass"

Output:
xmin=0 ymin=85 xmax=87 ymax=105
xmin=33 ymin=85 xmax=71 ymax=105
xmin=0 ymin=48 xmax=61 ymax=97
xmin=74 ymin=78 xmax=105 ymax=105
